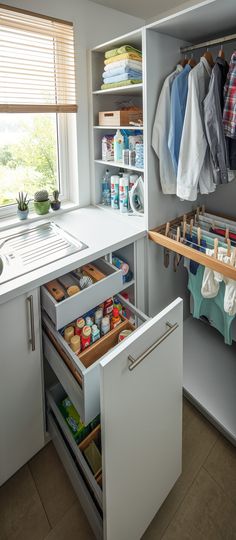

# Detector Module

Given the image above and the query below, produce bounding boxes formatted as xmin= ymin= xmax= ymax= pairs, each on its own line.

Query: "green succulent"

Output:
xmin=16 ymin=192 xmax=29 ymax=211
xmin=34 ymin=189 xmax=49 ymax=202
xmin=52 ymin=189 xmax=60 ymax=201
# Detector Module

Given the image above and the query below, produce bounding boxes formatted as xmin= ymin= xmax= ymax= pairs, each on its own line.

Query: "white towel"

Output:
xmin=104 ymin=59 xmax=142 ymax=72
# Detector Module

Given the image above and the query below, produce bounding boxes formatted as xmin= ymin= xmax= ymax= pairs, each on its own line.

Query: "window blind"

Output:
xmin=0 ymin=4 xmax=77 ymax=112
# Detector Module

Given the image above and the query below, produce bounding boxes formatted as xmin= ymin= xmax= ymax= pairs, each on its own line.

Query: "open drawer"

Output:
xmin=47 ymin=383 xmax=102 ymax=509
xmin=42 ymin=296 xmax=148 ymax=424
xmin=41 ymin=258 xmax=123 ymax=330
xmin=48 ymin=298 xmax=183 ymax=540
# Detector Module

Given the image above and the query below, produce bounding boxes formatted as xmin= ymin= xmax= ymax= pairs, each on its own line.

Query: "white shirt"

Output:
xmin=152 ymin=65 xmax=183 ymax=195
xmin=177 ymin=57 xmax=216 ymax=201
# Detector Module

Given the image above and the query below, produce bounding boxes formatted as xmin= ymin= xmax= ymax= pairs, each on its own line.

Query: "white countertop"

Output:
xmin=0 ymin=206 xmax=146 ymax=305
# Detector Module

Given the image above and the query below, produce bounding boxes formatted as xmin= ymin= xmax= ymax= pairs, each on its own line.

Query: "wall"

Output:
xmin=4 ymin=0 xmax=144 ymax=207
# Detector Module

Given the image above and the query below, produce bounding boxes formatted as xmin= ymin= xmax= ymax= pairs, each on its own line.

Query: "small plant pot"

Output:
xmin=34 ymin=200 xmax=51 ymax=215
xmin=51 ymin=200 xmax=61 ymax=211
xmin=17 ymin=208 xmax=29 ymax=220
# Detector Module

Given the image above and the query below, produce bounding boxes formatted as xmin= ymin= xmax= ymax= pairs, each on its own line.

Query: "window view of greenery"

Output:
xmin=0 ymin=114 xmax=59 ymax=207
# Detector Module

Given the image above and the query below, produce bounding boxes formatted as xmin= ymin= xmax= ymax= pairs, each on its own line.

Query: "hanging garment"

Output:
xmin=168 ymin=64 xmax=191 ymax=174
xmin=204 ymin=57 xmax=229 ymax=185
xmin=152 ymin=64 xmax=183 ymax=195
xmin=177 ymin=57 xmax=215 ymax=201
xmin=223 ymin=51 xmax=236 ymax=138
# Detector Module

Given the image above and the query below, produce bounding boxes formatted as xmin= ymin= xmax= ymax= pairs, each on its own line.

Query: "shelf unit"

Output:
xmin=89 ymin=28 xmax=146 ymax=223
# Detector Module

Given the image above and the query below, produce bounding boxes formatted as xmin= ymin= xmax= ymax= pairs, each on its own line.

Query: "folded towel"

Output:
xmin=105 ymin=44 xmax=142 ymax=59
xmin=101 ymin=79 xmax=142 ymax=90
xmin=104 ymin=59 xmax=142 ymax=72
xmin=103 ymin=66 xmax=142 ymax=79
xmin=104 ymin=52 xmax=142 ymax=65
xmin=102 ymin=71 xmax=143 ymax=84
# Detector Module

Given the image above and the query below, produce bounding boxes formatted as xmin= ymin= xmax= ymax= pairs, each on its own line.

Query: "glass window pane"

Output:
xmin=0 ymin=113 xmax=59 ymax=207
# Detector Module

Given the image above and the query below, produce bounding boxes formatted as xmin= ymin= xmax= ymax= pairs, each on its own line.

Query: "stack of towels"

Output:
xmin=101 ymin=45 xmax=142 ymax=90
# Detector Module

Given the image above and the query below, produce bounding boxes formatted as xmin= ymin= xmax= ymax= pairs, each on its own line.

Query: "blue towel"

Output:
xmin=102 ymin=70 xmax=143 ymax=84
xmin=103 ymin=65 xmax=142 ymax=79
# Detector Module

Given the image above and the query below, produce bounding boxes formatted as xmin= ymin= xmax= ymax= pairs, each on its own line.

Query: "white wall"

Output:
xmin=5 ymin=0 xmax=144 ymax=206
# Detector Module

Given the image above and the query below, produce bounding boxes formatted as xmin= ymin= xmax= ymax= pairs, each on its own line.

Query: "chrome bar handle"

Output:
xmin=27 ymin=295 xmax=36 ymax=351
xmin=128 ymin=322 xmax=178 ymax=371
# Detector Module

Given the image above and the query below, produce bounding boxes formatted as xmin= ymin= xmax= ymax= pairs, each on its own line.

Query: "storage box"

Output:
xmin=99 ymin=109 xmax=143 ymax=127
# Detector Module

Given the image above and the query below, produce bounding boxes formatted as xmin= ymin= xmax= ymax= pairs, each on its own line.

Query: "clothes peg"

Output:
xmin=225 ymin=228 xmax=229 ymax=242
xmin=176 ymin=226 xmax=180 ymax=243
xmin=190 ymin=218 xmax=194 ymax=238
xmin=197 ymin=227 xmax=201 ymax=246
xmin=214 ymin=237 xmax=219 ymax=259
xmin=227 ymin=238 xmax=231 ymax=257
xmin=183 ymin=218 xmax=187 ymax=240
xmin=231 ymin=247 xmax=236 ymax=267
xmin=164 ymin=222 xmax=170 ymax=268
xmin=201 ymin=205 xmax=205 ymax=215
xmin=173 ymin=226 xmax=181 ymax=272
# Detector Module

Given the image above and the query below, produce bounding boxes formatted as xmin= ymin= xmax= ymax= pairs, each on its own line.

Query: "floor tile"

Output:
xmin=162 ymin=468 xmax=236 ymax=540
xmin=182 ymin=398 xmax=197 ymax=430
xmin=44 ymin=502 xmax=95 ymax=540
xmin=142 ymin=407 xmax=218 ymax=539
xmin=0 ymin=465 xmax=50 ymax=540
xmin=29 ymin=442 xmax=76 ymax=528
xmin=204 ymin=435 xmax=236 ymax=503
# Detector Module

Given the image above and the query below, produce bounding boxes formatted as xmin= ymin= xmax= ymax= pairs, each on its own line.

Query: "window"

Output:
xmin=0 ymin=5 xmax=77 ymax=212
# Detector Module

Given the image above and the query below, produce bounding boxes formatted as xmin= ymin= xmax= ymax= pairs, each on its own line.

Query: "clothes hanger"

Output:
xmin=188 ymin=53 xmax=197 ymax=68
xmin=178 ymin=54 xmax=188 ymax=67
xmin=218 ymin=44 xmax=225 ymax=59
xmin=203 ymin=47 xmax=214 ymax=67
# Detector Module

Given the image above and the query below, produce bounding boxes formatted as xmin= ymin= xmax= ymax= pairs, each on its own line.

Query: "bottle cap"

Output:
xmin=113 ymin=307 xmax=119 ymax=318
xmin=82 ymin=325 xmax=91 ymax=337
xmin=92 ymin=324 xmax=98 ymax=333
xmin=64 ymin=326 xmax=74 ymax=342
xmin=76 ymin=318 xmax=85 ymax=329
xmin=70 ymin=335 xmax=81 ymax=353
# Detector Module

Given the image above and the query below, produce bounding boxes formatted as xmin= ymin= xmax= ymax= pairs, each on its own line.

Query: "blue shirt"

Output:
xmin=168 ymin=64 xmax=191 ymax=174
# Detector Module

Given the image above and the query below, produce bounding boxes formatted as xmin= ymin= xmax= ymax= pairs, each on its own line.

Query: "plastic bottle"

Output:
xmin=111 ymin=307 xmax=121 ymax=329
xmin=85 ymin=316 xmax=93 ymax=328
xmin=91 ymin=324 xmax=100 ymax=343
xmin=75 ymin=318 xmax=85 ymax=336
xmin=101 ymin=169 xmax=111 ymax=205
xmin=101 ymin=316 xmax=110 ymax=336
xmin=111 ymin=175 xmax=120 ymax=209
xmin=81 ymin=326 xmax=91 ymax=350
xmin=95 ymin=307 xmax=103 ymax=330
xmin=119 ymin=176 xmax=129 ymax=213
xmin=114 ymin=129 xmax=124 ymax=163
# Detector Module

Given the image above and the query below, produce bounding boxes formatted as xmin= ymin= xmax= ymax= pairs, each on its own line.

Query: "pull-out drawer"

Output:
xmin=47 ymin=298 xmax=183 ymax=540
xmin=47 ymin=383 xmax=102 ymax=509
xmin=43 ymin=296 xmax=148 ymax=424
xmin=41 ymin=258 xmax=123 ymax=330
xmin=47 ymin=411 xmax=103 ymax=540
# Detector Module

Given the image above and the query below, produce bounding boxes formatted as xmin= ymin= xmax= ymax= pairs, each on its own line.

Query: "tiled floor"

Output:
xmin=0 ymin=399 xmax=236 ymax=540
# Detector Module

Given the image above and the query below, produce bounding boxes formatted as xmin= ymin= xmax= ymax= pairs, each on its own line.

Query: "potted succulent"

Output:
xmin=16 ymin=192 xmax=30 ymax=220
xmin=51 ymin=189 xmax=61 ymax=211
xmin=34 ymin=189 xmax=50 ymax=215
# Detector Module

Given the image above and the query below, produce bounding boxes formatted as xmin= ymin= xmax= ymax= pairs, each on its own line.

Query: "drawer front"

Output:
xmin=43 ymin=332 xmax=100 ymax=425
xmin=47 ymin=383 xmax=102 ymax=509
xmin=41 ymin=258 xmax=123 ymax=330
xmin=47 ymin=412 xmax=103 ymax=540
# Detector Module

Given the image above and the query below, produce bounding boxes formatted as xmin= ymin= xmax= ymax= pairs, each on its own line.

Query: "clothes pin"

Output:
xmin=197 ymin=227 xmax=201 ymax=246
xmin=201 ymin=205 xmax=205 ymax=215
xmin=183 ymin=218 xmax=187 ymax=240
xmin=214 ymin=237 xmax=219 ymax=259
xmin=227 ymin=238 xmax=231 ymax=258
xmin=173 ymin=226 xmax=181 ymax=272
xmin=225 ymin=228 xmax=229 ymax=242
xmin=164 ymin=222 xmax=170 ymax=268
xmin=231 ymin=247 xmax=236 ymax=267
xmin=190 ymin=218 xmax=194 ymax=238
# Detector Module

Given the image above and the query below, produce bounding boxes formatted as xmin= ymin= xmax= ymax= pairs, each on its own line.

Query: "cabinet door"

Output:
xmin=0 ymin=289 xmax=45 ymax=485
xmin=100 ymin=298 xmax=183 ymax=540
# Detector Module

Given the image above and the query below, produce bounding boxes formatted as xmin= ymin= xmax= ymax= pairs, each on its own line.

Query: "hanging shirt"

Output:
xmin=168 ymin=64 xmax=191 ymax=174
xmin=223 ymin=51 xmax=236 ymax=138
xmin=177 ymin=57 xmax=215 ymax=201
xmin=204 ymin=57 xmax=229 ymax=185
xmin=152 ymin=64 xmax=183 ymax=195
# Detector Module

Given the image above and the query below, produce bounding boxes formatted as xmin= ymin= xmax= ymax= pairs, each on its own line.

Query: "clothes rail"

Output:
xmin=148 ymin=208 xmax=236 ymax=281
xmin=180 ymin=32 xmax=236 ymax=54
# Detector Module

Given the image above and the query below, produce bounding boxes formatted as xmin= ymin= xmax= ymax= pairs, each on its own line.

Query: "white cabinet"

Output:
xmin=0 ymin=289 xmax=45 ymax=486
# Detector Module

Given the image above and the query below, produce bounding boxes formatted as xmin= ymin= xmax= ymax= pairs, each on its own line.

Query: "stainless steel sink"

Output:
xmin=0 ymin=221 xmax=88 ymax=284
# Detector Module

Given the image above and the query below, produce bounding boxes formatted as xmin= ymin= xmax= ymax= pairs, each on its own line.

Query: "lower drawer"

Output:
xmin=47 ymin=383 xmax=102 ymax=509
xmin=47 ymin=411 xmax=103 ymax=540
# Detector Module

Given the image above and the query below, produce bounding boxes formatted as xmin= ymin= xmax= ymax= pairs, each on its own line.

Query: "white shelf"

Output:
xmin=93 ymin=125 xmax=143 ymax=131
xmin=120 ymin=278 xmax=135 ymax=291
xmin=183 ymin=317 xmax=236 ymax=445
xmin=95 ymin=160 xmax=144 ymax=172
xmin=93 ymin=83 xmax=143 ymax=95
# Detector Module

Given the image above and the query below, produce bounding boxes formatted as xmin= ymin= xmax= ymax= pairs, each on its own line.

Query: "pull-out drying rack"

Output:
xmin=149 ymin=207 xmax=236 ymax=280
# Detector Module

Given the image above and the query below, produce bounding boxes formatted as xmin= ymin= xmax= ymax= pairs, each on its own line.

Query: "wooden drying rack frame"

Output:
xmin=148 ymin=207 xmax=236 ymax=280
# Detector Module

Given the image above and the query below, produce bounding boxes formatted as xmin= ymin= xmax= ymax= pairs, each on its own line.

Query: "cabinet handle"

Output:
xmin=27 ymin=295 xmax=36 ymax=351
xmin=128 ymin=321 xmax=178 ymax=371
